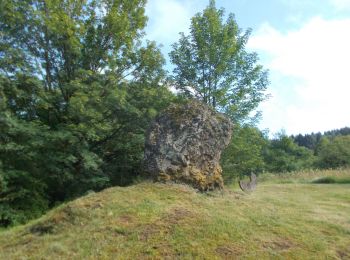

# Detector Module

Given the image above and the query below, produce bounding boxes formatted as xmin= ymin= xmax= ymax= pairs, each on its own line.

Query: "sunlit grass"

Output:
xmin=258 ymin=168 xmax=350 ymax=184
xmin=0 ymin=170 xmax=349 ymax=259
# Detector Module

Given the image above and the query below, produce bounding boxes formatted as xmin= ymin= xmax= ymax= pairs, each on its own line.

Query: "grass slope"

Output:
xmin=0 ymin=172 xmax=350 ymax=259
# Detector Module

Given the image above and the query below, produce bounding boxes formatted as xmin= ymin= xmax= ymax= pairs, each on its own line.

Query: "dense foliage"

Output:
xmin=169 ymin=0 xmax=269 ymax=124
xmin=316 ymin=135 xmax=350 ymax=169
xmin=221 ymin=127 xmax=350 ymax=180
xmin=0 ymin=0 xmax=175 ymax=226
xmin=0 ymin=0 xmax=348 ymax=228
xmin=263 ymin=133 xmax=315 ymax=173
xmin=291 ymin=127 xmax=350 ymax=150
xmin=221 ymin=126 xmax=267 ymax=182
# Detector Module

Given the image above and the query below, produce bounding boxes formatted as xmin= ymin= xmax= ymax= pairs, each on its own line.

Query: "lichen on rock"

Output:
xmin=144 ymin=100 xmax=233 ymax=191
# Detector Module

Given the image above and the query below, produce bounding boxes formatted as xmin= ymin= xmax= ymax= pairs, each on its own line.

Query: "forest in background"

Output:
xmin=1 ymin=0 xmax=349 ymax=227
xmin=221 ymin=126 xmax=350 ymax=182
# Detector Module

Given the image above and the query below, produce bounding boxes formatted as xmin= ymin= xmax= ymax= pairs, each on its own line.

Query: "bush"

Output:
xmin=221 ymin=126 xmax=267 ymax=182
xmin=316 ymin=136 xmax=350 ymax=169
xmin=263 ymin=133 xmax=315 ymax=173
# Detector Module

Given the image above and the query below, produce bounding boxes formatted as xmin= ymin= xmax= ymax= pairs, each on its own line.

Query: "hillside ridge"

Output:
xmin=0 ymin=178 xmax=349 ymax=259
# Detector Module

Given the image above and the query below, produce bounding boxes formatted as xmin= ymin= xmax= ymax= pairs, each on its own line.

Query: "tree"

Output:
xmin=169 ymin=0 xmax=269 ymax=124
xmin=316 ymin=136 xmax=350 ymax=169
xmin=221 ymin=126 xmax=267 ymax=182
xmin=292 ymin=132 xmax=322 ymax=151
xmin=0 ymin=0 xmax=174 ymax=226
xmin=264 ymin=132 xmax=315 ymax=173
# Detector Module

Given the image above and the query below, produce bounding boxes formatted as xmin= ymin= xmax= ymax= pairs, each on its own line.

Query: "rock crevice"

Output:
xmin=144 ymin=101 xmax=233 ymax=190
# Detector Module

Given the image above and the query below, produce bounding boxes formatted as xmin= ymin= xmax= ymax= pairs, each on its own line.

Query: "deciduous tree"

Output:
xmin=169 ymin=0 xmax=269 ymax=123
xmin=0 ymin=0 xmax=174 ymax=226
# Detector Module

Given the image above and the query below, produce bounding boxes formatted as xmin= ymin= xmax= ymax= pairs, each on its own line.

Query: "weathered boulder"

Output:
xmin=144 ymin=100 xmax=233 ymax=191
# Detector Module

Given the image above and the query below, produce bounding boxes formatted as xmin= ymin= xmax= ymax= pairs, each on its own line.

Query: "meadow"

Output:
xmin=0 ymin=169 xmax=349 ymax=259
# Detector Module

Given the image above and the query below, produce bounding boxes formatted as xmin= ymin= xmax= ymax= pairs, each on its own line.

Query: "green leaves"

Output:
xmin=0 ymin=0 xmax=174 ymax=226
xmin=263 ymin=133 xmax=315 ymax=173
xmin=316 ymin=136 xmax=350 ymax=169
xmin=221 ymin=126 xmax=267 ymax=181
xmin=169 ymin=1 xmax=268 ymax=124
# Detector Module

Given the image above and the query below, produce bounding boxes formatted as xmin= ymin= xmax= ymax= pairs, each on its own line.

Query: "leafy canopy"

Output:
xmin=0 ymin=0 xmax=174 ymax=226
xmin=169 ymin=0 xmax=269 ymax=124
xmin=221 ymin=126 xmax=267 ymax=180
xmin=316 ymin=136 xmax=350 ymax=169
xmin=263 ymin=132 xmax=315 ymax=173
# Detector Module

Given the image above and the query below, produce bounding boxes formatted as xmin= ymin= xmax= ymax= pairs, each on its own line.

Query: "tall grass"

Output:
xmin=257 ymin=168 xmax=350 ymax=184
xmin=1 ymin=180 xmax=349 ymax=259
xmin=312 ymin=176 xmax=350 ymax=184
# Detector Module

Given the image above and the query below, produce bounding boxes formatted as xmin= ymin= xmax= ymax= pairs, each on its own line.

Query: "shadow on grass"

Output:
xmin=312 ymin=176 xmax=350 ymax=184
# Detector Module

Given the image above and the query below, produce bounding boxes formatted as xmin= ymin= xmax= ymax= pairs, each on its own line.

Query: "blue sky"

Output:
xmin=145 ymin=0 xmax=350 ymax=135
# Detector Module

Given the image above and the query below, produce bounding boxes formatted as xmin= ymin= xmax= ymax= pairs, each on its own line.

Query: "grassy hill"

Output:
xmin=0 ymin=169 xmax=349 ymax=259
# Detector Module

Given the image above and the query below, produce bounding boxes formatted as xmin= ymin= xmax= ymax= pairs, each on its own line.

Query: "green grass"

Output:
xmin=0 ymin=169 xmax=349 ymax=259
xmin=311 ymin=176 xmax=350 ymax=184
xmin=258 ymin=168 xmax=350 ymax=184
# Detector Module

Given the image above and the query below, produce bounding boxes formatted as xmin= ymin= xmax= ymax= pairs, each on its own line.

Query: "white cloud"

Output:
xmin=145 ymin=0 xmax=203 ymax=46
xmin=248 ymin=17 xmax=350 ymax=135
xmin=330 ymin=0 xmax=350 ymax=10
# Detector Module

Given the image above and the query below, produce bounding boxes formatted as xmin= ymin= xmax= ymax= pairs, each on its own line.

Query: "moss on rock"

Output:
xmin=144 ymin=100 xmax=233 ymax=191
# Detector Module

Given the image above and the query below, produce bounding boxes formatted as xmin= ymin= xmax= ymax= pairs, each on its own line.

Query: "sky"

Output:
xmin=144 ymin=0 xmax=350 ymax=135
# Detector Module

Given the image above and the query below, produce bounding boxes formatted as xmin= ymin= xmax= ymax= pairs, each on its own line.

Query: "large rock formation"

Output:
xmin=144 ymin=100 xmax=233 ymax=191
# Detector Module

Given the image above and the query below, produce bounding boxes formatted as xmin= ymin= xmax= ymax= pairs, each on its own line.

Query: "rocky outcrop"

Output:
xmin=144 ymin=100 xmax=233 ymax=191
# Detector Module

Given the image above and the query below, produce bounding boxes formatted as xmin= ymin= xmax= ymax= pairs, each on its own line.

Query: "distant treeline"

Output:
xmin=291 ymin=127 xmax=350 ymax=150
xmin=221 ymin=126 xmax=350 ymax=182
